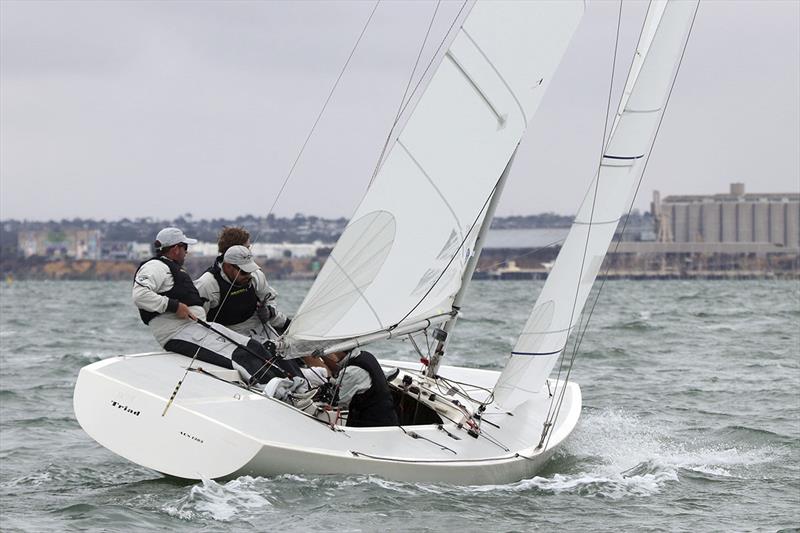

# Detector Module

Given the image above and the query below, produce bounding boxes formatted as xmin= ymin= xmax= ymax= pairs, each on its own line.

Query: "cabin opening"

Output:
xmin=389 ymin=386 xmax=443 ymax=426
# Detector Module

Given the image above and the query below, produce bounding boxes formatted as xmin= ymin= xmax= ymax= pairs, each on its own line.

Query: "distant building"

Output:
xmin=185 ymin=241 xmax=333 ymax=259
xmin=17 ymin=229 xmax=102 ymax=259
xmin=652 ymin=183 xmax=800 ymax=249
xmin=100 ymin=241 xmax=152 ymax=261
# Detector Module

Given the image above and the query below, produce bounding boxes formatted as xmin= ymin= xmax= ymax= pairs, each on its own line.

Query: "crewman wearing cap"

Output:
xmin=194 ymin=245 xmax=329 ymax=386
xmin=194 ymin=245 xmax=290 ymax=340
xmin=132 ymin=227 xmax=283 ymax=385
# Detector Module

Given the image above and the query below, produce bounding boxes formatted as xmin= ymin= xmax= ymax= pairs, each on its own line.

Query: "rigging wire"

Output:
xmin=391 ymin=175 xmax=500 ymax=329
xmin=203 ymin=0 xmax=381 ymax=338
xmin=369 ymin=0 xmax=443 ymax=186
xmin=385 ymin=0 xmax=471 ymax=143
xmin=538 ymin=0 xmax=626 ymax=446
xmin=204 ymin=0 xmax=381 ymax=326
xmin=542 ymin=1 xmax=701 ymax=453
xmin=278 ymin=1 xmax=470 ymax=360
xmin=162 ymin=3 xmax=380 ymax=413
xmin=564 ymin=0 xmax=701 ymax=395
xmin=259 ymin=1 xmax=381 ymax=232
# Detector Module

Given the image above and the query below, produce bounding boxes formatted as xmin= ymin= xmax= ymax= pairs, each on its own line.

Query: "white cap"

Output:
xmin=223 ymin=245 xmax=260 ymax=273
xmin=155 ymin=227 xmax=198 ymax=249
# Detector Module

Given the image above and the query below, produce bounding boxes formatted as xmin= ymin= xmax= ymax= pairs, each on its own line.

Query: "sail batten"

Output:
xmin=494 ymin=0 xmax=699 ymax=409
xmin=284 ymin=1 xmax=585 ymax=357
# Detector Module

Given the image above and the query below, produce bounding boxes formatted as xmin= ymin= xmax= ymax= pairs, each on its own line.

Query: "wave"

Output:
xmin=696 ymin=323 xmax=738 ymax=332
xmin=162 ymin=476 xmax=274 ymax=522
xmin=617 ymin=319 xmax=659 ymax=331
xmin=497 ymin=409 xmax=780 ymax=497
xmin=602 ymin=311 xmax=664 ymax=332
xmin=4 ymin=415 xmax=77 ymax=428
xmin=58 ymin=352 xmax=103 ymax=367
xmin=135 ymin=408 xmax=788 ymax=524
xmin=0 ymin=389 xmax=18 ymax=400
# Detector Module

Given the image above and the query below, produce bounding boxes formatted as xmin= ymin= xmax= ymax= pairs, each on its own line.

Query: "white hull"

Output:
xmin=74 ymin=352 xmax=581 ymax=485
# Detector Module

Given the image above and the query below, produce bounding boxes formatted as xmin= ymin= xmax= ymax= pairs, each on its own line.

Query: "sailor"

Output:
xmin=197 ymin=228 xmax=328 ymax=386
xmin=132 ymin=227 xmax=285 ymax=385
xmin=194 ymin=245 xmax=289 ymax=341
xmin=324 ymin=349 xmax=398 ymax=428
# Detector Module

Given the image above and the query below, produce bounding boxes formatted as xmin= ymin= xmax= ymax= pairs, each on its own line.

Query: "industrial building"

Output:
xmin=652 ymin=183 xmax=799 ymax=249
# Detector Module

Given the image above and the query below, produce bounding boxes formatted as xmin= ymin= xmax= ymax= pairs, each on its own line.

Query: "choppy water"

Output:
xmin=0 ymin=280 xmax=798 ymax=532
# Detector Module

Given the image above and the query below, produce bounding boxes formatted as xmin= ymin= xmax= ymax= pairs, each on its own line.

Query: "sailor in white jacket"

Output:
xmin=194 ymin=245 xmax=289 ymax=342
xmin=132 ymin=227 xmax=291 ymax=384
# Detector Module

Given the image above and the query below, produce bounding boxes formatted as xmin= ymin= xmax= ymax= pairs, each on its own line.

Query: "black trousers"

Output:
xmin=164 ymin=338 xmax=286 ymax=384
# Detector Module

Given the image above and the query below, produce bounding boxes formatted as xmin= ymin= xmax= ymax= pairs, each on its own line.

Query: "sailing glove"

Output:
xmin=256 ymin=303 xmax=276 ymax=323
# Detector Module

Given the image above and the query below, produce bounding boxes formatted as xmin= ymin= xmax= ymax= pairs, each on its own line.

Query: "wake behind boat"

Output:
xmin=74 ymin=0 xmax=698 ymax=484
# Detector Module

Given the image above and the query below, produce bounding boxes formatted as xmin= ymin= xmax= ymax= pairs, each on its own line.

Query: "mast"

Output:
xmin=426 ymin=147 xmax=517 ymax=377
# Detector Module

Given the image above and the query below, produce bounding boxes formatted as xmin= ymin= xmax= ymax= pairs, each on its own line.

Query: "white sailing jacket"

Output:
xmin=132 ymin=259 xmax=207 ymax=347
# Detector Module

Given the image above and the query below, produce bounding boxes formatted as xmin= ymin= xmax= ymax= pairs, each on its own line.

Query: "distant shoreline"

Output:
xmin=2 ymin=257 xmax=796 ymax=282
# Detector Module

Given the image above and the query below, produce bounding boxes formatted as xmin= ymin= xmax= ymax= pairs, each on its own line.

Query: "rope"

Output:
xmin=542 ymin=0 xmax=700 ymax=453
xmin=568 ymin=1 xmax=701 ymax=380
xmin=391 ymin=175 xmax=500 ymax=330
xmin=385 ymin=0 xmax=470 ymax=144
xmin=163 ymin=3 xmax=380 ymax=414
xmin=369 ymin=0 xmax=443 ymax=185
xmin=278 ymin=0 xmax=471 ymax=359
xmin=259 ymin=1 xmax=380 ymax=231
xmin=539 ymin=0 xmax=625 ymax=447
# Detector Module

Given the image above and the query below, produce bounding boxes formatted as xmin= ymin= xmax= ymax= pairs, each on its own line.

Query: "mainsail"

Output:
xmin=284 ymin=1 xmax=585 ymax=356
xmin=493 ymin=0 xmax=699 ymax=409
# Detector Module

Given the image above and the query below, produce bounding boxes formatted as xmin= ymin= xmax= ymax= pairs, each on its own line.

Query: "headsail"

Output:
xmin=493 ymin=0 xmax=699 ymax=409
xmin=284 ymin=1 xmax=585 ymax=357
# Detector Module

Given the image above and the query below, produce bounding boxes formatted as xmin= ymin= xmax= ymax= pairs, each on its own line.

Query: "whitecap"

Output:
xmin=464 ymin=409 xmax=781 ymax=498
xmin=163 ymin=476 xmax=273 ymax=522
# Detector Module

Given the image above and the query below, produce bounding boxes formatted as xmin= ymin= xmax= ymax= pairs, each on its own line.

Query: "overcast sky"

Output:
xmin=1 ymin=0 xmax=798 ymax=221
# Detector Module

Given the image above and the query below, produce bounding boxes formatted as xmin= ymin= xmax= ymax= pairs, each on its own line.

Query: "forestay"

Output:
xmin=284 ymin=1 xmax=585 ymax=357
xmin=493 ymin=0 xmax=699 ymax=409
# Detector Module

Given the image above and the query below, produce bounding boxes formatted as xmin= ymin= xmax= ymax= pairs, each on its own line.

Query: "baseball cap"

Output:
xmin=224 ymin=245 xmax=260 ymax=273
xmin=155 ymin=227 xmax=198 ymax=249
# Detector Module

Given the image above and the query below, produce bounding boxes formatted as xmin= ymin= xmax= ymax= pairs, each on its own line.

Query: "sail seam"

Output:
xmin=397 ymin=140 xmax=462 ymax=229
xmin=374 ymin=0 xmax=472 ymax=184
xmin=542 ymin=1 xmax=701 ymax=455
xmin=623 ymin=107 xmax=663 ymax=114
xmin=461 ymin=28 xmax=528 ymax=129
xmin=325 ymin=254 xmax=384 ymax=330
xmin=291 ymin=214 xmax=394 ymax=324
xmin=511 ymin=349 xmax=563 ymax=357
xmin=538 ymin=0 xmax=626 ymax=453
xmin=603 ymin=154 xmax=644 ymax=160
xmin=517 ymin=325 xmax=574 ymax=336
xmin=571 ymin=218 xmax=620 ymax=226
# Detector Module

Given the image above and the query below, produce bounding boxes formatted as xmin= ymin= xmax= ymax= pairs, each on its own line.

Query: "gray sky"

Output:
xmin=1 ymin=0 xmax=798 ymax=221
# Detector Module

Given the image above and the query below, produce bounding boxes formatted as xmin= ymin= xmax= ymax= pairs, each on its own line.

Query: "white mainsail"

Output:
xmin=493 ymin=0 xmax=698 ymax=409
xmin=285 ymin=1 xmax=585 ymax=355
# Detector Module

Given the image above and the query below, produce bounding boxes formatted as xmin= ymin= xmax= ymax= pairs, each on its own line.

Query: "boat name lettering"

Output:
xmin=110 ymin=400 xmax=140 ymax=417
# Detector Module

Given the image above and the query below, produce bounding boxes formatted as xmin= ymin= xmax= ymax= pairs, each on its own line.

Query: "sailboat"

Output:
xmin=73 ymin=0 xmax=697 ymax=485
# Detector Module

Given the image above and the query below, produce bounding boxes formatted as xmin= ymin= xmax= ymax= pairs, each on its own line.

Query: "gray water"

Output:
xmin=0 ymin=280 xmax=798 ymax=532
